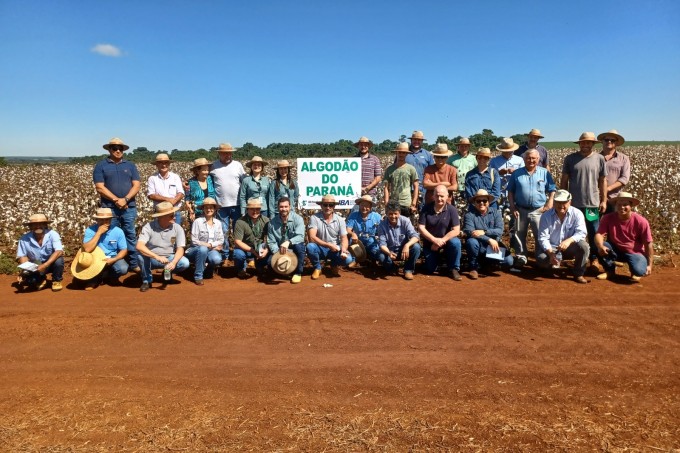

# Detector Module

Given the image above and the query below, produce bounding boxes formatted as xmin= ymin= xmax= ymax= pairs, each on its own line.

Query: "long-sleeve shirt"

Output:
xmin=267 ymin=179 xmax=299 ymax=215
xmin=239 ymin=175 xmax=271 ymax=215
xmin=266 ymin=212 xmax=305 ymax=254
xmin=538 ymin=206 xmax=587 ymax=252
xmin=190 ymin=217 xmax=225 ymax=248
xmin=463 ymin=207 xmax=504 ymax=245
xmin=464 ymin=167 xmax=501 ymax=207
xmin=378 ymin=216 xmax=419 ymax=252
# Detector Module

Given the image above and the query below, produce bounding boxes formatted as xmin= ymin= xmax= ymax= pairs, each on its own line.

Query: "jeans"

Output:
xmin=359 ymin=239 xmax=382 ymax=262
xmin=306 ymin=243 xmax=354 ymax=269
xmin=76 ymin=259 xmax=128 ymax=286
xmin=110 ymin=206 xmax=138 ymax=268
xmin=185 ymin=246 xmax=223 ymax=280
xmin=536 ymin=240 xmax=590 ymax=276
xmin=22 ymin=256 xmax=64 ymax=286
xmin=233 ymin=248 xmax=268 ymax=272
xmin=421 ymin=237 xmax=462 ymax=273
xmin=597 ymin=241 xmax=648 ymax=277
xmin=270 ymin=242 xmax=306 ymax=276
xmin=217 ymin=206 xmax=238 ymax=259
xmin=510 ymin=206 xmax=543 ymax=257
xmin=140 ymin=253 xmax=190 ymax=284
xmin=465 ymin=238 xmax=514 ymax=271
xmin=378 ymin=242 xmax=421 ymax=273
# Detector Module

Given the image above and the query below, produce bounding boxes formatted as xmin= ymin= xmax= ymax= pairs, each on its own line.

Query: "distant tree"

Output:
xmin=0 ymin=156 xmax=6 ymax=167
xmin=469 ymin=129 xmax=499 ymax=149
xmin=511 ymin=133 xmax=527 ymax=146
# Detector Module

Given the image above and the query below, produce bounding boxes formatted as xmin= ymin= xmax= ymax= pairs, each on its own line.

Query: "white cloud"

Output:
xmin=91 ymin=44 xmax=123 ymax=57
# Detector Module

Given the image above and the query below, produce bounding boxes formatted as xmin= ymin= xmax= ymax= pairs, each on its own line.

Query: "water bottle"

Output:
xmin=552 ymin=251 xmax=562 ymax=269
xmin=163 ymin=266 xmax=171 ymax=281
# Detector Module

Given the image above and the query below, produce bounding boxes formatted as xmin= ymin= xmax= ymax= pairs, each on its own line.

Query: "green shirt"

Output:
xmin=448 ymin=154 xmax=477 ymax=190
xmin=234 ymin=215 xmax=269 ymax=250
xmin=384 ymin=163 xmax=418 ymax=207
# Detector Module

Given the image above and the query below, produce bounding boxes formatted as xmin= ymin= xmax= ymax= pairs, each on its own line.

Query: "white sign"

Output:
xmin=297 ymin=158 xmax=362 ymax=210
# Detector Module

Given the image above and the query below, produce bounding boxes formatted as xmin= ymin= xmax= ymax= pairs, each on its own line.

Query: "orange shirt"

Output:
xmin=423 ymin=164 xmax=457 ymax=204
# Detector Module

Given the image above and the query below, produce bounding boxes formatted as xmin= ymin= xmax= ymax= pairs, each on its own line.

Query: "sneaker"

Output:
xmin=469 ymin=270 xmax=479 ymax=280
xmin=451 ymin=269 xmax=462 ymax=281
xmin=331 ymin=266 xmax=341 ymax=276
xmin=291 ymin=274 xmax=302 ymax=284
xmin=630 ymin=275 xmax=642 ymax=283
xmin=237 ymin=270 xmax=249 ymax=279
xmin=195 ymin=279 xmax=204 ymax=286
xmin=51 ymin=281 xmax=63 ymax=292
xmin=348 ymin=261 xmax=359 ymax=269
xmin=596 ymin=271 xmax=615 ymax=281
xmin=574 ymin=275 xmax=589 ymax=284
xmin=140 ymin=281 xmax=151 ymax=292
xmin=247 ymin=260 xmax=256 ymax=269
xmin=36 ymin=280 xmax=48 ymax=291
xmin=311 ymin=269 xmax=322 ymax=280
xmin=404 ymin=271 xmax=414 ymax=281
xmin=514 ymin=255 xmax=528 ymax=267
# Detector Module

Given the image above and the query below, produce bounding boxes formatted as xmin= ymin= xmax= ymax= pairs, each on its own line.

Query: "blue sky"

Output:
xmin=1 ymin=0 xmax=679 ymax=156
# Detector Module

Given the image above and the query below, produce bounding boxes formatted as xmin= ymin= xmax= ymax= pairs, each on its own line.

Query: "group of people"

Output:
xmin=14 ymin=128 xmax=654 ymax=292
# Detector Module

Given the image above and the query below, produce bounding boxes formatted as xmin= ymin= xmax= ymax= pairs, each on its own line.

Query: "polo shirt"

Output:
xmin=358 ymin=153 xmax=383 ymax=196
xmin=308 ymin=212 xmax=347 ymax=246
xmin=419 ymin=203 xmax=460 ymax=247
xmin=83 ymin=224 xmax=127 ymax=258
xmin=93 ymin=158 xmax=141 ymax=208
xmin=16 ymin=229 xmax=63 ymax=262
xmin=138 ymin=220 xmax=186 ymax=257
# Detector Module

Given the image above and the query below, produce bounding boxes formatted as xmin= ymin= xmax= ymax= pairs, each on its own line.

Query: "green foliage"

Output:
xmin=0 ymin=156 xmax=7 ymax=167
xmin=0 ymin=253 xmax=16 ymax=275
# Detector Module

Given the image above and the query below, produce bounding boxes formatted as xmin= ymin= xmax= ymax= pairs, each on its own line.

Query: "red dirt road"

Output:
xmin=1 ymin=267 xmax=679 ymax=451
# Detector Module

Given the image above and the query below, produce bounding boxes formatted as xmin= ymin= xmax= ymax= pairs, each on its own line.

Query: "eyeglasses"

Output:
xmin=603 ymin=138 xmax=617 ymax=143
xmin=109 ymin=146 xmax=124 ymax=152
xmin=475 ymin=199 xmax=489 ymax=205
xmin=321 ymin=203 xmax=335 ymax=207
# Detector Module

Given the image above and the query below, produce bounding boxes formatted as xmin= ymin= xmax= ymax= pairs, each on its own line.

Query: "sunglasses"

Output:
xmin=109 ymin=146 xmax=124 ymax=152
xmin=321 ymin=203 xmax=335 ymax=207
xmin=434 ymin=156 xmax=447 ymax=159
xmin=603 ymin=138 xmax=617 ymax=143
xmin=475 ymin=199 xmax=489 ymax=205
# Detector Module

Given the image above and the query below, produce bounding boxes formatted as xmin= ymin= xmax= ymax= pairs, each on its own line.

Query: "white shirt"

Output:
xmin=211 ymin=159 xmax=245 ymax=207
xmin=147 ymin=171 xmax=185 ymax=208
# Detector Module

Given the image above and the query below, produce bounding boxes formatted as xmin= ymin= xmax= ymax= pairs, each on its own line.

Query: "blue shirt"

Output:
xmin=239 ymin=175 xmax=271 ymax=215
xmin=346 ymin=211 xmax=382 ymax=247
xmin=17 ymin=229 xmax=63 ymax=262
xmin=405 ymin=148 xmax=434 ymax=192
xmin=515 ymin=144 xmax=549 ymax=168
xmin=507 ymin=167 xmax=556 ymax=209
xmin=464 ymin=167 xmax=501 ymax=207
xmin=490 ymin=154 xmax=525 ymax=195
xmin=83 ymin=224 xmax=127 ymax=258
xmin=267 ymin=179 xmax=299 ymax=215
xmin=266 ymin=212 xmax=305 ymax=254
xmin=463 ymin=207 xmax=504 ymax=245
xmin=378 ymin=216 xmax=419 ymax=252
xmin=538 ymin=206 xmax=587 ymax=253
xmin=93 ymin=158 xmax=141 ymax=208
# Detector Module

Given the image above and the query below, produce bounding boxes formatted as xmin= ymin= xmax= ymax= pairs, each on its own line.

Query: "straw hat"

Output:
xmin=354 ymin=194 xmax=375 ymax=206
xmin=354 ymin=136 xmax=374 ymax=148
xmin=191 ymin=157 xmax=211 ymax=170
xmin=613 ymin=191 xmax=640 ymax=207
xmin=526 ymin=128 xmax=544 ymax=139
xmin=275 ymin=160 xmax=293 ymax=168
xmin=24 ymin=213 xmax=52 ymax=225
xmin=597 ymin=129 xmax=625 ymax=146
xmin=393 ymin=142 xmax=411 ymax=153
xmin=319 ymin=194 xmax=338 ymax=205
xmin=71 ymin=247 xmax=107 ymax=281
xmin=432 ymin=143 xmax=452 ymax=157
xmin=408 ymin=130 xmax=427 ymax=141
xmin=154 ymin=153 xmax=172 ymax=163
xmin=455 ymin=137 xmax=472 ymax=146
xmin=553 ymin=190 xmax=572 ymax=203
xmin=349 ymin=240 xmax=367 ymax=263
xmin=246 ymin=198 xmax=263 ymax=209
xmin=201 ymin=197 xmax=218 ymax=207
xmin=246 ymin=156 xmax=268 ymax=168
xmin=271 ymin=250 xmax=298 ymax=276
xmin=469 ymin=189 xmax=495 ymax=204
xmin=475 ymin=147 xmax=492 ymax=157
xmin=216 ymin=143 xmax=237 ymax=153
xmin=92 ymin=208 xmax=114 ymax=219
xmin=151 ymin=201 xmax=180 ymax=218
xmin=496 ymin=138 xmax=519 ymax=153
xmin=103 ymin=137 xmax=129 ymax=151
xmin=574 ymin=132 xmax=599 ymax=144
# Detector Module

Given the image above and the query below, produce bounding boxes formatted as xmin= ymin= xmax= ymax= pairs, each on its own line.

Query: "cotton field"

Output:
xmin=1 ymin=145 xmax=679 ymax=257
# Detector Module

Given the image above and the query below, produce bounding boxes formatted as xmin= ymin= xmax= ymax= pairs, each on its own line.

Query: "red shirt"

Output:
xmin=597 ymin=212 xmax=652 ymax=254
xmin=423 ymin=164 xmax=457 ymax=204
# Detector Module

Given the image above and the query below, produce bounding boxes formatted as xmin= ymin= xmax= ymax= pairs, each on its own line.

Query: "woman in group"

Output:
xmin=267 ymin=160 xmax=299 ymax=215
xmin=185 ymin=157 xmax=216 ymax=223
xmin=185 ymin=197 xmax=224 ymax=285
xmin=239 ymin=156 xmax=271 ymax=218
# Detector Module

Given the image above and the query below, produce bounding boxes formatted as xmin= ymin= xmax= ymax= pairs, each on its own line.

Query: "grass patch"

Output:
xmin=0 ymin=252 xmax=17 ymax=275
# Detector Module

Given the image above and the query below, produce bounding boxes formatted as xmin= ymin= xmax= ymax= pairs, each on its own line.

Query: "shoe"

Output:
xmin=291 ymin=274 xmax=302 ymax=284
xmin=195 ymin=279 xmax=204 ymax=286
xmin=331 ymin=266 xmax=341 ymax=276
xmin=348 ymin=261 xmax=359 ymax=269
xmin=140 ymin=282 xmax=151 ymax=292
xmin=311 ymin=269 xmax=322 ymax=280
xmin=51 ymin=281 xmax=63 ymax=292
xmin=404 ymin=271 xmax=414 ymax=281
xmin=574 ymin=275 xmax=589 ymax=284
xmin=130 ymin=266 xmax=141 ymax=274
xmin=514 ymin=255 xmax=528 ymax=267
xmin=247 ymin=260 xmax=256 ymax=269
xmin=451 ymin=269 xmax=462 ymax=281
xmin=36 ymin=280 xmax=48 ymax=291
xmin=469 ymin=270 xmax=479 ymax=280
xmin=237 ymin=270 xmax=249 ymax=279
xmin=630 ymin=275 xmax=642 ymax=283
xmin=596 ymin=271 xmax=615 ymax=281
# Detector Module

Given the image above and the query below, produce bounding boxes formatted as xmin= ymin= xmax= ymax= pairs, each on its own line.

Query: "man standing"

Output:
xmin=507 ymin=149 xmax=556 ymax=258
xmin=490 ymin=137 xmax=524 ymax=206
xmin=536 ymin=190 xmax=590 ymax=284
xmin=598 ymin=129 xmax=630 ymax=213
xmin=447 ymin=137 xmax=477 ymax=201
xmin=514 ymin=128 xmax=550 ymax=171
xmin=307 ymin=195 xmax=353 ymax=279
xmin=15 ymin=213 xmax=64 ymax=292
xmin=233 ymin=198 xmax=270 ymax=278
xmin=136 ymin=202 xmax=190 ymax=292
xmin=384 ymin=142 xmax=419 ymax=217
xmin=464 ymin=148 xmax=501 ymax=209
xmin=418 ymin=185 xmax=463 ymax=281
xmin=147 ymin=153 xmax=185 ymax=224
xmin=405 ymin=130 xmax=434 ymax=204
xmin=560 ymin=132 xmax=607 ymax=261
xmin=595 ymin=192 xmax=653 ymax=282
xmin=93 ymin=137 xmax=141 ymax=271
xmin=354 ymin=136 xmax=383 ymax=203
xmin=266 ymin=197 xmax=306 ymax=284
xmin=211 ymin=142 xmax=246 ymax=241
xmin=76 ymin=207 xmax=128 ymax=288
xmin=377 ymin=201 xmax=421 ymax=280
xmin=422 ymin=143 xmax=457 ymax=204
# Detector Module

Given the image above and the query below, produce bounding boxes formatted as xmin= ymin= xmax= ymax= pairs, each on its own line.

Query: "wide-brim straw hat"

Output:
xmin=456 ymin=137 xmax=472 ymax=146
xmin=354 ymin=136 xmax=374 ymax=148
xmin=475 ymin=147 xmax=492 ymax=157
xmin=216 ymin=143 xmax=237 ymax=153
xmin=526 ymin=128 xmax=544 ymax=139
xmin=154 ymin=153 xmax=172 ymax=163
xmin=276 ymin=160 xmax=293 ymax=168
xmin=469 ymin=189 xmax=495 ymax=204
xmin=191 ymin=157 xmax=211 ymax=170
xmin=151 ymin=201 xmax=180 ymax=218
xmin=24 ymin=213 xmax=52 ymax=225
xmin=201 ymin=197 xmax=219 ymax=208
xmin=349 ymin=240 xmax=367 ymax=263
xmin=553 ymin=190 xmax=572 ymax=203
xmin=574 ymin=132 xmax=599 ymax=144
xmin=92 ymin=208 xmax=114 ymax=219
xmin=318 ymin=194 xmax=338 ymax=205
xmin=613 ymin=191 xmax=640 ymax=207
xmin=355 ymin=194 xmax=375 ymax=206
xmin=246 ymin=156 xmax=268 ymax=168
xmin=496 ymin=138 xmax=519 ymax=153
xmin=271 ymin=250 xmax=298 ymax=276
xmin=393 ymin=142 xmax=411 ymax=153
xmin=71 ymin=246 xmax=107 ymax=281
xmin=597 ymin=129 xmax=625 ymax=147
xmin=246 ymin=197 xmax=263 ymax=209
xmin=408 ymin=130 xmax=427 ymax=141
xmin=432 ymin=143 xmax=452 ymax=157
xmin=103 ymin=137 xmax=129 ymax=151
